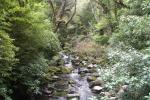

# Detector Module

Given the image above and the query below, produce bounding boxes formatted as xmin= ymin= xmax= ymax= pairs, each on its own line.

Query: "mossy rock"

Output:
xmin=48 ymin=66 xmax=73 ymax=74
xmin=48 ymin=67 xmax=61 ymax=74
xmin=53 ymin=91 xmax=67 ymax=96
xmin=60 ymin=67 xmax=73 ymax=74
xmin=87 ymin=76 xmax=97 ymax=82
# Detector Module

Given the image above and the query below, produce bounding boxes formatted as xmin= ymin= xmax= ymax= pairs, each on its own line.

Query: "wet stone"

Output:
xmin=92 ymin=86 xmax=103 ymax=94
xmin=78 ymin=68 xmax=89 ymax=74
xmin=87 ymin=76 xmax=97 ymax=82
xmin=89 ymin=78 xmax=103 ymax=88
xmin=67 ymin=94 xmax=80 ymax=100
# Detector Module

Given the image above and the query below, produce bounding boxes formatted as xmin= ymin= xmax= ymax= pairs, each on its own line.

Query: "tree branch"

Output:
xmin=113 ymin=0 xmax=129 ymax=8
xmin=54 ymin=0 xmax=67 ymax=32
xmin=66 ymin=0 xmax=77 ymax=26
xmin=48 ymin=0 xmax=56 ymax=19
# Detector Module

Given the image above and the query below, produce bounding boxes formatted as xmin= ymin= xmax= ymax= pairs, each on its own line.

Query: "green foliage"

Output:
xmin=9 ymin=1 xmax=60 ymax=97
xmin=110 ymin=15 xmax=150 ymax=50
xmin=95 ymin=17 xmax=110 ymax=31
xmin=98 ymin=0 xmax=150 ymax=99
xmin=0 ymin=0 xmax=60 ymax=99
xmin=0 ymin=30 xmax=17 ymax=100
xmin=93 ymin=34 xmax=109 ymax=45
xmin=101 ymin=45 xmax=150 ymax=100
xmin=8 ymin=3 xmax=60 ymax=55
xmin=17 ymin=54 xmax=49 ymax=94
xmin=127 ymin=0 xmax=150 ymax=15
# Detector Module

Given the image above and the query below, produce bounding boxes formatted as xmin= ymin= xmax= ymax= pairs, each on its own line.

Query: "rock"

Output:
xmin=67 ymin=94 xmax=80 ymax=100
xmin=53 ymin=91 xmax=67 ymax=96
xmin=108 ymin=97 xmax=117 ymax=100
xmin=100 ymin=90 xmax=116 ymax=97
xmin=108 ymin=90 xmax=116 ymax=97
xmin=68 ymin=80 xmax=75 ymax=84
xmin=42 ymin=88 xmax=52 ymax=97
xmin=116 ymin=85 xmax=128 ymax=98
xmin=88 ymin=68 xmax=97 ymax=73
xmin=116 ymin=89 xmax=124 ymax=99
xmin=51 ymin=75 xmax=60 ymax=82
xmin=87 ymin=76 xmax=97 ymax=82
xmin=82 ymin=61 xmax=87 ymax=66
xmin=78 ymin=68 xmax=89 ymax=74
xmin=69 ymin=90 xmax=76 ymax=94
xmin=68 ymin=85 xmax=77 ymax=94
xmin=72 ymin=61 xmax=80 ymax=66
xmin=121 ymin=85 xmax=128 ymax=90
xmin=89 ymin=78 xmax=103 ymax=88
xmin=87 ymin=64 xmax=95 ymax=69
xmin=54 ymin=81 xmax=69 ymax=90
xmin=92 ymin=73 xmax=99 ymax=77
xmin=52 ymin=75 xmax=59 ymax=79
xmin=65 ymin=63 xmax=73 ymax=68
xmin=61 ymin=67 xmax=73 ymax=74
xmin=67 ymin=94 xmax=80 ymax=97
xmin=92 ymin=86 xmax=103 ymax=93
xmin=100 ymin=92 xmax=111 ymax=97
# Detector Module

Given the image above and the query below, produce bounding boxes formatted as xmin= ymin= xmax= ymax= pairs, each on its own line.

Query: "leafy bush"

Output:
xmin=93 ymin=34 xmax=109 ymax=45
xmin=110 ymin=15 xmax=150 ymax=50
xmin=127 ymin=0 xmax=150 ymax=15
xmin=73 ymin=39 xmax=105 ymax=59
xmin=0 ymin=0 xmax=61 ymax=99
xmin=9 ymin=2 xmax=60 ymax=98
xmin=0 ymin=30 xmax=17 ymax=99
xmin=98 ymin=1 xmax=150 ymax=99
xmin=99 ymin=45 xmax=150 ymax=100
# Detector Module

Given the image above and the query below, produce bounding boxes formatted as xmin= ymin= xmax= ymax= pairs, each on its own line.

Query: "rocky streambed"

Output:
xmin=35 ymin=53 xmax=105 ymax=100
xmin=48 ymin=53 xmax=104 ymax=100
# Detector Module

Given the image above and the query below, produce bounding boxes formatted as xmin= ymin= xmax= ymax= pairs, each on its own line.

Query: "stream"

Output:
xmin=49 ymin=53 xmax=98 ymax=100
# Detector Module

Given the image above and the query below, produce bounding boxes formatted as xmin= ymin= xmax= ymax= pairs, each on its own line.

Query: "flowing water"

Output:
xmin=69 ymin=69 xmax=93 ymax=100
xmin=64 ymin=54 xmax=93 ymax=100
xmin=50 ymin=54 xmax=94 ymax=100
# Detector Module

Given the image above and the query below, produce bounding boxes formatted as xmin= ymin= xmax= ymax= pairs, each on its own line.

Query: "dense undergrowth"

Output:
xmin=0 ymin=0 xmax=61 ymax=99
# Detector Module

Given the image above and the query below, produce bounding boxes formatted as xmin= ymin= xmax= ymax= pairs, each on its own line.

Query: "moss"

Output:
xmin=53 ymin=91 xmax=67 ymax=96
xmin=60 ymin=67 xmax=73 ymax=74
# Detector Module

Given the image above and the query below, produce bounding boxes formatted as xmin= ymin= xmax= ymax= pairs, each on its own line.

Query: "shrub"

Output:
xmin=0 ymin=30 xmax=17 ymax=99
xmin=0 ymin=1 xmax=61 ymax=99
xmin=110 ymin=15 xmax=150 ymax=50
xmin=73 ymin=39 xmax=106 ymax=61
xmin=93 ymin=34 xmax=109 ymax=45
xmin=99 ymin=43 xmax=150 ymax=100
